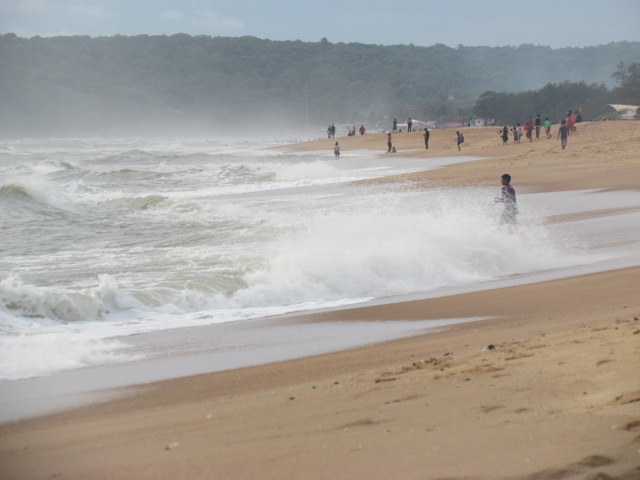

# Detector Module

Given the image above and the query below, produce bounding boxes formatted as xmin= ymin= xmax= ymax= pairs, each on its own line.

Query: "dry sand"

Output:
xmin=1 ymin=122 xmax=640 ymax=480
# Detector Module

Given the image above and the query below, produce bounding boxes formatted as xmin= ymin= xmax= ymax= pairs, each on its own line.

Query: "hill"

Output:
xmin=1 ymin=34 xmax=639 ymax=135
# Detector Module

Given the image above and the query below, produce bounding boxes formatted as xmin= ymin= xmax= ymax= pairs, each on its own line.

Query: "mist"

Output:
xmin=1 ymin=34 xmax=639 ymax=138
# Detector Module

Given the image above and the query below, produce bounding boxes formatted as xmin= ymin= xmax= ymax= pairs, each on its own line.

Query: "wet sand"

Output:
xmin=1 ymin=121 xmax=639 ymax=480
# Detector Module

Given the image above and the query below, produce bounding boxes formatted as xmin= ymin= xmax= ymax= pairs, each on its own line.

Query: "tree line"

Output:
xmin=472 ymin=63 xmax=640 ymax=126
xmin=0 ymin=33 xmax=639 ymax=135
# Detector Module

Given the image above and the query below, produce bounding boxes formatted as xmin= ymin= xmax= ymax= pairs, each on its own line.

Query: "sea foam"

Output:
xmin=0 ymin=137 xmax=614 ymax=381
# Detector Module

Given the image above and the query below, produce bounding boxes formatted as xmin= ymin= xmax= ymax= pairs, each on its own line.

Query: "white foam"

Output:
xmin=2 ymin=136 xmax=639 ymax=385
xmin=8 ymin=176 xmax=79 ymax=211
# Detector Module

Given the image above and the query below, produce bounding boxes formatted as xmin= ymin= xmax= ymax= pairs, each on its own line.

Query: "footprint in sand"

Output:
xmin=612 ymin=390 xmax=640 ymax=406
xmin=596 ymin=359 xmax=614 ymax=366
xmin=479 ymin=405 xmax=504 ymax=413
xmin=521 ymin=455 xmax=614 ymax=480
xmin=621 ymin=419 xmax=640 ymax=431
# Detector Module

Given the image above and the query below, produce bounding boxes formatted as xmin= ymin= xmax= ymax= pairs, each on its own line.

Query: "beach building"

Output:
xmin=606 ymin=104 xmax=640 ymax=120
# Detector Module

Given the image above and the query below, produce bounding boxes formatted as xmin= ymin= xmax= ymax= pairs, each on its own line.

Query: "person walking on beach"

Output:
xmin=535 ymin=114 xmax=541 ymax=139
xmin=495 ymin=173 xmax=518 ymax=226
xmin=566 ymin=111 xmax=575 ymax=135
xmin=407 ymin=118 xmax=413 ymax=132
xmin=359 ymin=124 xmax=366 ymax=135
xmin=500 ymin=126 xmax=509 ymax=145
xmin=393 ymin=118 xmax=398 ymax=132
xmin=544 ymin=117 xmax=552 ymax=139
xmin=569 ymin=111 xmax=579 ymax=134
xmin=455 ymin=131 xmax=464 ymax=151
xmin=524 ymin=116 xmax=534 ymax=142
xmin=558 ymin=120 xmax=569 ymax=150
xmin=386 ymin=133 xmax=393 ymax=153
xmin=423 ymin=128 xmax=430 ymax=149
xmin=333 ymin=142 xmax=340 ymax=159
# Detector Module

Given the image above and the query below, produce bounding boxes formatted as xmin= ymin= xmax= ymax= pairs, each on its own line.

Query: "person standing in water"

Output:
xmin=423 ymin=128 xmax=430 ymax=149
xmin=333 ymin=142 xmax=340 ymax=159
xmin=496 ymin=173 xmax=518 ymax=225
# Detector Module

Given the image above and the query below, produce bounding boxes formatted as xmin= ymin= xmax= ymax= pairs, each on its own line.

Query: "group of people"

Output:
xmin=392 ymin=118 xmax=414 ymax=133
xmin=385 ymin=126 xmax=431 ymax=153
xmin=331 ymin=124 xmax=365 ymax=158
xmin=330 ymin=124 xmax=519 ymax=227
xmin=497 ymin=110 xmax=581 ymax=150
xmin=336 ymin=124 xmax=367 ymax=138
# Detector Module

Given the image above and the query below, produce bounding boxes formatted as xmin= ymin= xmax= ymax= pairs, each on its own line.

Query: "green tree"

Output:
xmin=612 ymin=62 xmax=640 ymax=103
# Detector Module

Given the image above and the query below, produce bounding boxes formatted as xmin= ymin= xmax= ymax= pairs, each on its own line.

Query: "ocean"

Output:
xmin=0 ymin=135 xmax=626 ymax=385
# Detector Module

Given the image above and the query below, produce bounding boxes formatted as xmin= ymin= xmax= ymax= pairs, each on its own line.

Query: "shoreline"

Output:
xmin=2 ymin=266 xmax=639 ymax=479
xmin=1 ymin=121 xmax=639 ymax=479
xmin=2 ymin=183 xmax=638 ymax=423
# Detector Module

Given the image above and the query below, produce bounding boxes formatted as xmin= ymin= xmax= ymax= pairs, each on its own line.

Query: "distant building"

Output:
xmin=606 ymin=104 xmax=640 ymax=120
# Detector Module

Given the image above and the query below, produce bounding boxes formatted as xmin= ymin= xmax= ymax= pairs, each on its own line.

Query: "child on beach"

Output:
xmin=333 ymin=142 xmax=340 ymax=159
xmin=544 ymin=117 xmax=552 ymax=139
xmin=499 ymin=126 xmax=509 ymax=145
xmin=511 ymin=125 xmax=521 ymax=144
xmin=386 ymin=133 xmax=393 ymax=153
xmin=455 ymin=131 xmax=464 ymax=151
xmin=423 ymin=128 xmax=430 ymax=149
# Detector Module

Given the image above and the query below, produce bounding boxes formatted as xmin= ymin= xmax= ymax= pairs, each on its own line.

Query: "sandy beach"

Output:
xmin=1 ymin=121 xmax=640 ymax=480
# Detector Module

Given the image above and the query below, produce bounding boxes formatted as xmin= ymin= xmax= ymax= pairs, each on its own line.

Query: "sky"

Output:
xmin=1 ymin=0 xmax=639 ymax=48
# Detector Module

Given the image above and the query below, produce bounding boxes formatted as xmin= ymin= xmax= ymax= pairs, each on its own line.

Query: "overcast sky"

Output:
xmin=1 ymin=0 xmax=639 ymax=48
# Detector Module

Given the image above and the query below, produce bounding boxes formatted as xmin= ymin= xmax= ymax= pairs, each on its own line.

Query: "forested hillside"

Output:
xmin=1 ymin=34 xmax=639 ymax=135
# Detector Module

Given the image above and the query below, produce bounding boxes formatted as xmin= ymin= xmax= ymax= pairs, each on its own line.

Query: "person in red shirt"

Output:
xmin=524 ymin=116 xmax=534 ymax=142
xmin=359 ymin=124 xmax=366 ymax=135
xmin=566 ymin=111 xmax=576 ymax=135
